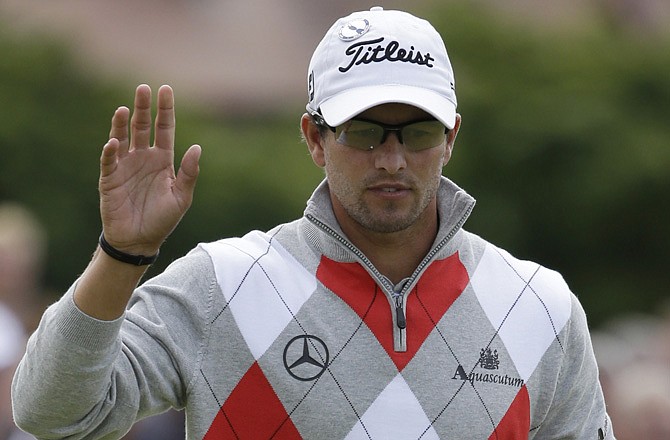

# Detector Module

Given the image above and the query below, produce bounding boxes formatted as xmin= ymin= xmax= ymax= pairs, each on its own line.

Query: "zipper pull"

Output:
xmin=395 ymin=295 xmax=406 ymax=329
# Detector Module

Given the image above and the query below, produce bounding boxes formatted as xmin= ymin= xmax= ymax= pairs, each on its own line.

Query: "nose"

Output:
xmin=374 ymin=132 xmax=407 ymax=174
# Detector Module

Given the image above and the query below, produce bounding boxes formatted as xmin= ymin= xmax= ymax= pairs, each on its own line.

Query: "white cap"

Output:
xmin=307 ymin=7 xmax=457 ymax=129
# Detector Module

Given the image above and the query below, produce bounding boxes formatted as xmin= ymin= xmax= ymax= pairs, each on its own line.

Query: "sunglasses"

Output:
xmin=311 ymin=111 xmax=448 ymax=152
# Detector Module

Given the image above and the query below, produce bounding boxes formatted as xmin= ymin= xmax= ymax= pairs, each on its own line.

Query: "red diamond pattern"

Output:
xmin=488 ymin=385 xmax=530 ymax=439
xmin=317 ymin=253 xmax=468 ymax=370
xmin=203 ymin=362 xmax=301 ymax=439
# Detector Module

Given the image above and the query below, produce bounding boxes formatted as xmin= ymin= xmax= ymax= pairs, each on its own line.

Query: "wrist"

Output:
xmin=98 ymin=233 xmax=159 ymax=266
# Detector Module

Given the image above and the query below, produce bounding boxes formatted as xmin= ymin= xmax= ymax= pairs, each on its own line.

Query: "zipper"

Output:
xmin=305 ymin=214 xmax=395 ymax=294
xmin=306 ymin=200 xmax=474 ymax=349
xmin=396 ymin=201 xmax=475 ymax=299
xmin=394 ymin=293 xmax=406 ymax=329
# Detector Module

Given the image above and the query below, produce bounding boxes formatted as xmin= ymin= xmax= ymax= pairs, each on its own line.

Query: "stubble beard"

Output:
xmin=332 ymin=174 xmax=441 ymax=234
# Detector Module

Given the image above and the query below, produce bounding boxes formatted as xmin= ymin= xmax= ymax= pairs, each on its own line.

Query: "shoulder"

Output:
xmin=439 ymin=230 xmax=574 ymax=324
xmin=198 ymin=227 xmax=299 ymax=270
xmin=470 ymin=240 xmax=573 ymax=321
xmin=198 ymin=227 xmax=317 ymax=298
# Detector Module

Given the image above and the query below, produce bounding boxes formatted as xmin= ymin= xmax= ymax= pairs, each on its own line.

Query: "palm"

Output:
xmin=99 ymin=85 xmax=200 ymax=255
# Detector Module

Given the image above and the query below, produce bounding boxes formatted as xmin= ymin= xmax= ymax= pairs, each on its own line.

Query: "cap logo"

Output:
xmin=339 ymin=37 xmax=435 ymax=73
xmin=308 ymin=70 xmax=315 ymax=101
xmin=338 ymin=18 xmax=370 ymax=41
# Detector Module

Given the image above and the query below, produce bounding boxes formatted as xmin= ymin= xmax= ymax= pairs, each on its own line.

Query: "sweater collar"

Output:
xmin=304 ymin=176 xmax=476 ymax=246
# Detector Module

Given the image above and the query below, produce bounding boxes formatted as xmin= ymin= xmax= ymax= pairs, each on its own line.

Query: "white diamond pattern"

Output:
xmin=471 ymin=244 xmax=572 ymax=381
xmin=345 ymin=373 xmax=440 ymax=440
xmin=202 ymin=231 xmax=316 ymax=360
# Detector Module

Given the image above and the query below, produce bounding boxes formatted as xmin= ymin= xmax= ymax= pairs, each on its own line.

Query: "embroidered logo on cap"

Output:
xmin=338 ymin=37 xmax=435 ymax=73
xmin=338 ymin=18 xmax=370 ymax=41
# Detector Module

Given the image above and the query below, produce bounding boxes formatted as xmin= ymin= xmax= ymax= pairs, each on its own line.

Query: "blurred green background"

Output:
xmin=0 ymin=1 xmax=668 ymax=329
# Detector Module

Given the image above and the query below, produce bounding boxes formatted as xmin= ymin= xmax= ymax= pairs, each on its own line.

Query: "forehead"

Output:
xmin=355 ymin=103 xmax=433 ymax=124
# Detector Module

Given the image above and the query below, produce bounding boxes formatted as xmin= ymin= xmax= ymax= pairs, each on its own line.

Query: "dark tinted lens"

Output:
xmin=335 ymin=121 xmax=384 ymax=150
xmin=401 ymin=121 xmax=447 ymax=150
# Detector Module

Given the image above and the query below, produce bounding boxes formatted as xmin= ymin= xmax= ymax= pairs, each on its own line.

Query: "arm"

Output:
xmin=76 ymin=84 xmax=200 ymax=320
xmin=12 ymin=249 xmax=217 ymax=439
xmin=532 ymin=296 xmax=615 ymax=439
xmin=12 ymin=84 xmax=201 ymax=438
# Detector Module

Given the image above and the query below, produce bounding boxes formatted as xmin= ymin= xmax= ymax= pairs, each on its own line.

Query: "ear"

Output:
xmin=443 ymin=113 xmax=462 ymax=167
xmin=301 ymin=113 xmax=326 ymax=168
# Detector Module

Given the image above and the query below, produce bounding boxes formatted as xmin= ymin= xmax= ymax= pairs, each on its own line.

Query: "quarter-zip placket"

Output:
xmin=306 ymin=201 xmax=473 ymax=352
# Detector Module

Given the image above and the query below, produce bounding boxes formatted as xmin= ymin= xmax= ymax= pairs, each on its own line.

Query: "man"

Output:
xmin=13 ymin=7 xmax=614 ymax=439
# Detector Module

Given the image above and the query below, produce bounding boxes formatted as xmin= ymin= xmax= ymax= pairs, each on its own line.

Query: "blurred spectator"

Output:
xmin=592 ymin=304 xmax=670 ymax=439
xmin=0 ymin=203 xmax=46 ymax=440
xmin=0 ymin=202 xmax=48 ymax=333
xmin=1 ymin=303 xmax=28 ymax=439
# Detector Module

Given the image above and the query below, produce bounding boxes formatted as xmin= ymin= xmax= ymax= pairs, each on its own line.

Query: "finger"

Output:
xmin=100 ymin=138 xmax=119 ymax=180
xmin=174 ymin=144 xmax=201 ymax=210
xmin=154 ymin=85 xmax=175 ymax=150
xmin=130 ymin=84 xmax=153 ymax=150
xmin=109 ymin=106 xmax=130 ymax=156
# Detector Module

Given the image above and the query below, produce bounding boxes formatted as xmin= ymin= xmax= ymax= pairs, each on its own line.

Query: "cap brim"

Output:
xmin=319 ymin=85 xmax=457 ymax=129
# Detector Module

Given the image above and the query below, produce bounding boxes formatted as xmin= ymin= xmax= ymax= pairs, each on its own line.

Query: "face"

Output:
xmin=304 ymin=103 xmax=460 ymax=235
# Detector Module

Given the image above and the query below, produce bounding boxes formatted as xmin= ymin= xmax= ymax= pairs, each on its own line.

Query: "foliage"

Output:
xmin=429 ymin=3 xmax=670 ymax=324
xmin=0 ymin=30 xmax=323 ymax=289
xmin=1 ymin=6 xmax=668 ymax=326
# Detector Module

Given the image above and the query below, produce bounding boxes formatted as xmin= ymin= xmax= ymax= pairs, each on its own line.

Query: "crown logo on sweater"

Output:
xmin=479 ymin=347 xmax=500 ymax=370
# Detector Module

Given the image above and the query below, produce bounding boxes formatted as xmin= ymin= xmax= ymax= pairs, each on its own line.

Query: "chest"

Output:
xmin=192 ymin=236 xmax=569 ymax=439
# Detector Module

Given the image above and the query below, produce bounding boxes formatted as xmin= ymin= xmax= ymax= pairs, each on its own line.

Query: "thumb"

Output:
xmin=174 ymin=144 xmax=201 ymax=209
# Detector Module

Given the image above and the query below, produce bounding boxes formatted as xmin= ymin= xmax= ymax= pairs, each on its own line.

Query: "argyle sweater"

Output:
xmin=13 ymin=178 xmax=614 ymax=439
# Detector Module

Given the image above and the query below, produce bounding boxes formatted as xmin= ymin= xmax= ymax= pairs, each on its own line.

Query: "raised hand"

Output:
xmin=99 ymin=84 xmax=201 ymax=256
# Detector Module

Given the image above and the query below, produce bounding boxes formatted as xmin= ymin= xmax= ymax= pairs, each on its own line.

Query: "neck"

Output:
xmin=334 ymin=201 xmax=439 ymax=285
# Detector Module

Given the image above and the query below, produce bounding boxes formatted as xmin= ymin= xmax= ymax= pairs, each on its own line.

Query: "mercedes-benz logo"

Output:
xmin=338 ymin=18 xmax=370 ymax=41
xmin=283 ymin=335 xmax=329 ymax=381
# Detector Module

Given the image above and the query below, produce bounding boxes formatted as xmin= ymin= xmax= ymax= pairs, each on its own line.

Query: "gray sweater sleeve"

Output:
xmin=12 ymin=247 xmax=217 ymax=440
xmin=531 ymin=294 xmax=615 ymax=439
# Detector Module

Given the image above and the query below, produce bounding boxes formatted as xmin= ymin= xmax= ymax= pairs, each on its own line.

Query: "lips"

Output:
xmin=367 ymin=182 xmax=412 ymax=197
xmin=368 ymin=182 xmax=411 ymax=192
